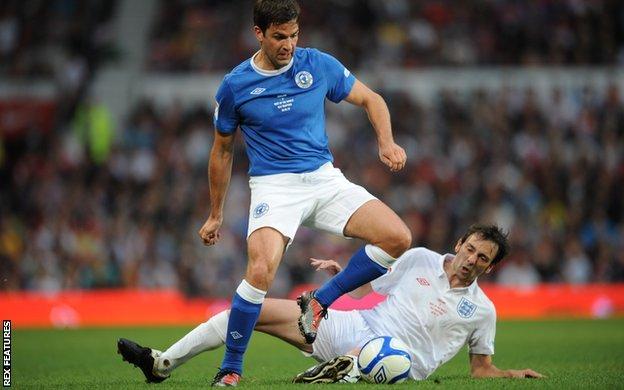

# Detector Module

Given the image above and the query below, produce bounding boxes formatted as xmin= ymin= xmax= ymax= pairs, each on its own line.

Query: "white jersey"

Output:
xmin=359 ymin=248 xmax=496 ymax=380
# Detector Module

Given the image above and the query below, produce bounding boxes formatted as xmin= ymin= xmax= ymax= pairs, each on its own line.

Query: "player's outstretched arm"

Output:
xmin=469 ymin=354 xmax=544 ymax=379
xmin=344 ymin=80 xmax=406 ymax=172
xmin=198 ymin=130 xmax=236 ymax=246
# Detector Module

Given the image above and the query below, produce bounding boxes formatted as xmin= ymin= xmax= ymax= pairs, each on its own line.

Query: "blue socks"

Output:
xmin=314 ymin=245 xmax=393 ymax=308
xmin=220 ymin=280 xmax=266 ymax=375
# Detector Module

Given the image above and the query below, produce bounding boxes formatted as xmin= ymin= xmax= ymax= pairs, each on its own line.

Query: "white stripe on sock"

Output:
xmin=364 ymin=244 xmax=396 ymax=269
xmin=235 ymin=279 xmax=267 ymax=305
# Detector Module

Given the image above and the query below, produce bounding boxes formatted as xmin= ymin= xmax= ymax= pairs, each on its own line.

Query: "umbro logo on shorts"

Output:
xmin=253 ymin=202 xmax=269 ymax=218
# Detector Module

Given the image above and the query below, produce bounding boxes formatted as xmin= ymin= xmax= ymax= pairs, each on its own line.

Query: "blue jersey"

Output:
xmin=213 ymin=48 xmax=356 ymax=176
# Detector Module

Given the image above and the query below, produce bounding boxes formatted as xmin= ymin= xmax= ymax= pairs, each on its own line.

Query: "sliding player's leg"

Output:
xmin=117 ymin=298 xmax=305 ymax=383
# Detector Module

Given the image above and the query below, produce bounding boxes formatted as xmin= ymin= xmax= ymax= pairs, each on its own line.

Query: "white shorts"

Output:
xmin=309 ymin=309 xmax=376 ymax=362
xmin=247 ymin=162 xmax=376 ymax=243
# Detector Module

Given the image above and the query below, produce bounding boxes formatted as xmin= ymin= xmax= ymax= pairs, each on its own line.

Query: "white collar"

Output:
xmin=250 ymin=50 xmax=294 ymax=76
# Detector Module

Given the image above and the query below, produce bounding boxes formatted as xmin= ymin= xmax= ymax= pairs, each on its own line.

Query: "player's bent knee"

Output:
xmin=397 ymin=226 xmax=412 ymax=251
xmin=383 ymin=226 xmax=411 ymax=257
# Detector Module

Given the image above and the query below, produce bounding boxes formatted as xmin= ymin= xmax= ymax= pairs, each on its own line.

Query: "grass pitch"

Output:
xmin=12 ymin=318 xmax=624 ymax=389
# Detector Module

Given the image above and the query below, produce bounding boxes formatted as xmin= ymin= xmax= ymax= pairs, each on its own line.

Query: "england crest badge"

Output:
xmin=457 ymin=297 xmax=477 ymax=318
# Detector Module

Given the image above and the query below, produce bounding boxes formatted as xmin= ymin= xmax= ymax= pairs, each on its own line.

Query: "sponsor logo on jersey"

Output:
xmin=250 ymin=87 xmax=266 ymax=95
xmin=253 ymin=202 xmax=269 ymax=218
xmin=416 ymin=277 xmax=430 ymax=286
xmin=457 ymin=297 xmax=477 ymax=318
xmin=295 ymin=71 xmax=313 ymax=89
xmin=273 ymin=95 xmax=294 ymax=112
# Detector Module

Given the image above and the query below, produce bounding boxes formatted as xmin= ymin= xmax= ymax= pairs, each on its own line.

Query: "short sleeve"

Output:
xmin=370 ymin=249 xmax=420 ymax=295
xmin=320 ymin=52 xmax=355 ymax=103
xmin=468 ymin=309 xmax=496 ymax=355
xmin=213 ymin=77 xmax=239 ymax=133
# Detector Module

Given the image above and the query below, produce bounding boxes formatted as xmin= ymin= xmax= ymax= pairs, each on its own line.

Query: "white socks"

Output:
xmin=155 ymin=310 xmax=230 ymax=375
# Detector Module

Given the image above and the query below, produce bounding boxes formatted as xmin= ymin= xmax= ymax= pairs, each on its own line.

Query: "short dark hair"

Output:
xmin=459 ymin=223 xmax=510 ymax=265
xmin=253 ymin=0 xmax=300 ymax=34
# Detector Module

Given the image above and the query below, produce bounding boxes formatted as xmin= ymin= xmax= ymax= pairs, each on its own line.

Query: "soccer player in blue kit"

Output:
xmin=198 ymin=0 xmax=411 ymax=385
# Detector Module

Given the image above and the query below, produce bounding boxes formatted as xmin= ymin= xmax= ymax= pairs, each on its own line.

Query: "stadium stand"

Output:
xmin=146 ymin=0 xmax=624 ymax=72
xmin=1 ymin=0 xmax=623 ymax=300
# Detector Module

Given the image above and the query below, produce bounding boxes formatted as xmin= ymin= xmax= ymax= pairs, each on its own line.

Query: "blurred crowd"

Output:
xmin=2 ymin=83 xmax=623 ymax=296
xmin=0 ymin=0 xmax=118 ymax=128
xmin=1 ymin=0 xmax=117 ymax=79
xmin=147 ymin=0 xmax=624 ymax=72
xmin=1 ymin=0 xmax=623 ymax=297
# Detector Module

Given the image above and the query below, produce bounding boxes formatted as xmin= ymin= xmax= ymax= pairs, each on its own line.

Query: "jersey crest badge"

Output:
xmin=295 ymin=71 xmax=313 ymax=89
xmin=457 ymin=297 xmax=477 ymax=318
xmin=253 ymin=202 xmax=269 ymax=218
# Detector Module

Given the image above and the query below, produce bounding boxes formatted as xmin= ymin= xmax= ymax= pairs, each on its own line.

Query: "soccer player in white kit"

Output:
xmin=193 ymin=0 xmax=410 ymax=385
xmin=118 ymin=224 xmax=543 ymax=383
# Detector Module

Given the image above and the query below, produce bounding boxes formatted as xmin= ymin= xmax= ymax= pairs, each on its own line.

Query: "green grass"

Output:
xmin=12 ymin=319 xmax=624 ymax=389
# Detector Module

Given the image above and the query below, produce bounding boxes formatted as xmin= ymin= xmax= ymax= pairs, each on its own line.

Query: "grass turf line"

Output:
xmin=12 ymin=318 xmax=624 ymax=389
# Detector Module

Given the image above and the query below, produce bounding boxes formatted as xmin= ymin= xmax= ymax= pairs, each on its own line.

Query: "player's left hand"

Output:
xmin=310 ymin=258 xmax=342 ymax=276
xmin=378 ymin=141 xmax=406 ymax=172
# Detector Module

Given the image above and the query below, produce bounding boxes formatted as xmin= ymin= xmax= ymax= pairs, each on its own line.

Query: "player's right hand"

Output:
xmin=198 ymin=216 xmax=222 ymax=246
xmin=310 ymin=258 xmax=342 ymax=276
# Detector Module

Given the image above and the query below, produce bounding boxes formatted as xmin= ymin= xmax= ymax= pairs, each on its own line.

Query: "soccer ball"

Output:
xmin=357 ymin=336 xmax=411 ymax=384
